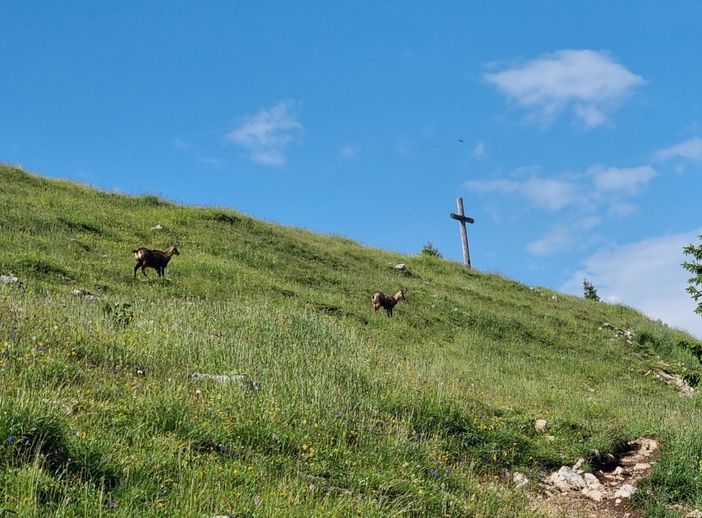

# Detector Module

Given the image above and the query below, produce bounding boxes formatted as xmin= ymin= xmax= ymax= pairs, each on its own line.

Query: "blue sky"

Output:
xmin=3 ymin=2 xmax=702 ymax=337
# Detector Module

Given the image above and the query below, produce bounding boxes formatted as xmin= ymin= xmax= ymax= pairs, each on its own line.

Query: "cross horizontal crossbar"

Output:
xmin=450 ymin=213 xmax=475 ymax=224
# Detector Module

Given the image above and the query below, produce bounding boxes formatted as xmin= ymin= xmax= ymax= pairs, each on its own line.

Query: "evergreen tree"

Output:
xmin=583 ymin=279 xmax=600 ymax=302
xmin=683 ymin=235 xmax=702 ymax=315
xmin=420 ymin=242 xmax=442 ymax=258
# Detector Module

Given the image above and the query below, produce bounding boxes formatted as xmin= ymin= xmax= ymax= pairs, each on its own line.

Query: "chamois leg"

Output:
xmin=141 ymin=265 xmax=149 ymax=278
xmin=134 ymin=263 xmax=140 ymax=278
xmin=387 ymin=307 xmax=393 ymax=317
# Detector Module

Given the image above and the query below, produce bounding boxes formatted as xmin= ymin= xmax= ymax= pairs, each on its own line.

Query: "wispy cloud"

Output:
xmin=465 ymin=175 xmax=581 ymax=211
xmin=526 ymin=217 xmax=601 ymax=256
xmin=340 ymin=145 xmax=357 ymax=160
xmin=226 ymin=101 xmax=302 ymax=166
xmin=560 ymin=230 xmax=702 ymax=338
xmin=484 ymin=49 xmax=645 ymax=128
xmin=587 ymin=164 xmax=656 ymax=195
xmin=654 ymin=137 xmax=702 ymax=163
xmin=465 ymin=161 xmax=657 ymax=256
xmin=526 ymin=225 xmax=575 ymax=257
xmin=466 ymin=163 xmax=655 ymax=214
xmin=472 ymin=142 xmax=486 ymax=159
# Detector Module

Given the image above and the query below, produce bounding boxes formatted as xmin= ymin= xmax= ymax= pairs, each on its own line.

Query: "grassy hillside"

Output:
xmin=0 ymin=164 xmax=701 ymax=517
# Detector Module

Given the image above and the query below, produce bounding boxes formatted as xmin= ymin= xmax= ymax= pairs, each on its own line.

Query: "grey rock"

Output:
xmin=534 ymin=419 xmax=548 ymax=433
xmin=548 ymin=466 xmax=587 ymax=492
xmin=581 ymin=487 xmax=604 ymax=502
xmin=636 ymin=437 xmax=658 ymax=455
xmin=72 ymin=289 xmax=98 ymax=301
xmin=656 ymin=370 xmax=695 ymax=396
xmin=512 ymin=472 xmax=529 ymax=487
xmin=0 ymin=274 xmax=19 ymax=284
xmin=614 ymin=484 xmax=637 ymax=499
xmin=583 ymin=473 xmax=602 ymax=490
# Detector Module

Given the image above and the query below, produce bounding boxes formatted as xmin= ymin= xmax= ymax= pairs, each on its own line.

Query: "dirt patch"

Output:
xmin=532 ymin=437 xmax=659 ymax=518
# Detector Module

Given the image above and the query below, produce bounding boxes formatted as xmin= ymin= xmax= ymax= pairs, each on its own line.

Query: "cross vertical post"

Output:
xmin=450 ymin=197 xmax=475 ymax=268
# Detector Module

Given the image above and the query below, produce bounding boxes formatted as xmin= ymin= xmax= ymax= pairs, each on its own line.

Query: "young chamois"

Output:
xmin=371 ymin=288 xmax=407 ymax=317
xmin=133 ymin=245 xmax=180 ymax=278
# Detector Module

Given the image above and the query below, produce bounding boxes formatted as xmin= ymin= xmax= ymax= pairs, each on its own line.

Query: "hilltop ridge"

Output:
xmin=1 ymin=164 xmax=701 ymax=517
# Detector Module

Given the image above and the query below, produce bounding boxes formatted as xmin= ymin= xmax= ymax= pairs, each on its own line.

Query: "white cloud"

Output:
xmin=526 ymin=217 xmax=601 ymax=256
xmin=560 ymin=230 xmax=702 ymax=339
xmin=588 ymin=164 xmax=656 ymax=194
xmin=466 ymin=161 xmax=657 ymax=257
xmin=473 ymin=142 xmax=486 ymax=159
xmin=484 ymin=49 xmax=645 ymax=127
xmin=526 ymin=226 xmax=573 ymax=256
xmin=608 ymin=202 xmax=638 ymax=217
xmin=226 ymin=101 xmax=302 ymax=166
xmin=654 ymin=137 xmax=702 ymax=163
xmin=465 ymin=160 xmax=655 ymax=223
xmin=465 ymin=176 xmax=579 ymax=211
xmin=340 ymin=145 xmax=357 ymax=159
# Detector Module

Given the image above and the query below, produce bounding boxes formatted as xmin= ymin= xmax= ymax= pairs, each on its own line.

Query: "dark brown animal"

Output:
xmin=133 ymin=245 xmax=180 ymax=278
xmin=371 ymin=288 xmax=406 ymax=317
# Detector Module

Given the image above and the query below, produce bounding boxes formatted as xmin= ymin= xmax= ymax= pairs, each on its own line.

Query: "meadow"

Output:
xmin=0 ymin=164 xmax=701 ymax=516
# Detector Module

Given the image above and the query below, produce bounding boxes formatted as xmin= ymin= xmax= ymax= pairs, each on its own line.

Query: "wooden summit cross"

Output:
xmin=450 ymin=197 xmax=475 ymax=268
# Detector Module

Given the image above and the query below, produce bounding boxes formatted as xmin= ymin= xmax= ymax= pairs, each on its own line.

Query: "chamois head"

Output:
xmin=167 ymin=245 xmax=180 ymax=256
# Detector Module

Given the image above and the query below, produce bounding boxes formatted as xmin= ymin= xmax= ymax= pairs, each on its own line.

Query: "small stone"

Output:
xmin=614 ymin=484 xmax=637 ymax=499
xmin=613 ymin=466 xmax=626 ymax=475
xmin=394 ymin=263 xmax=406 ymax=270
xmin=151 ymin=224 xmax=163 ymax=230
xmin=535 ymin=419 xmax=548 ymax=433
xmin=544 ymin=435 xmax=556 ymax=442
xmin=548 ymin=466 xmax=587 ymax=492
xmin=637 ymin=438 xmax=658 ymax=455
xmin=583 ymin=473 xmax=602 ymax=490
xmin=512 ymin=472 xmax=529 ymax=487
xmin=582 ymin=488 xmax=604 ymax=502
xmin=0 ymin=274 xmax=19 ymax=284
xmin=72 ymin=289 xmax=98 ymax=300
xmin=685 ymin=510 xmax=702 ymax=518
xmin=572 ymin=458 xmax=585 ymax=472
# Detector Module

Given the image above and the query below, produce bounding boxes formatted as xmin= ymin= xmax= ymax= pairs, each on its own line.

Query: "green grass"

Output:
xmin=0 ymin=164 xmax=701 ymax=516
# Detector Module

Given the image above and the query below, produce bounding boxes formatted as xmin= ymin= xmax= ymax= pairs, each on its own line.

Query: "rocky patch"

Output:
xmin=533 ymin=437 xmax=660 ymax=517
xmin=654 ymin=369 xmax=695 ymax=397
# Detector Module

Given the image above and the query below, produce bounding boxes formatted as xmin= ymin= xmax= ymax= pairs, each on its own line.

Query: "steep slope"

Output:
xmin=0 ymin=165 xmax=700 ymax=517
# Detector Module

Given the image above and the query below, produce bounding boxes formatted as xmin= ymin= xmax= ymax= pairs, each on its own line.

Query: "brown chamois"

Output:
xmin=371 ymin=288 xmax=407 ymax=317
xmin=133 ymin=245 xmax=180 ymax=278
